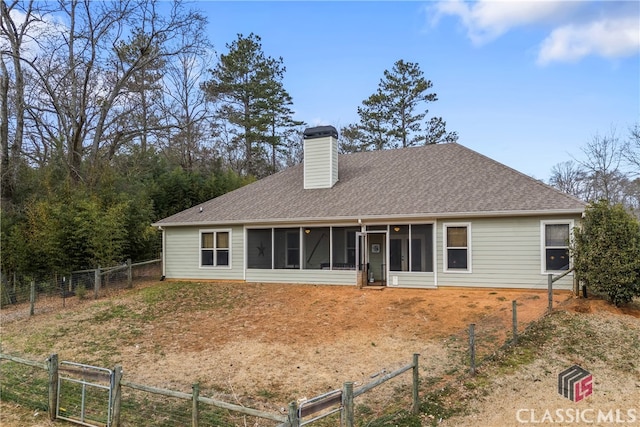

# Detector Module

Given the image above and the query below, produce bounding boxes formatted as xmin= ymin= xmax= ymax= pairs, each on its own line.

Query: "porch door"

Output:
xmin=367 ymin=232 xmax=386 ymax=285
xmin=357 ymin=232 xmax=387 ymax=286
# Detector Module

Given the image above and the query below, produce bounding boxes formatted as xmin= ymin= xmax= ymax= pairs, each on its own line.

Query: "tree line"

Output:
xmin=548 ymin=125 xmax=640 ymax=306
xmin=3 ymin=1 xmax=636 ymax=295
xmin=548 ymin=125 xmax=640 ymax=217
xmin=1 ymin=1 xmax=454 ymax=280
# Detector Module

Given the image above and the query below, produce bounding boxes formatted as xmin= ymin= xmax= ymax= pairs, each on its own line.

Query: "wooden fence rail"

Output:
xmin=119 ymin=379 xmax=288 ymax=424
xmin=289 ymin=353 xmax=420 ymax=427
xmin=0 ymin=352 xmax=420 ymax=427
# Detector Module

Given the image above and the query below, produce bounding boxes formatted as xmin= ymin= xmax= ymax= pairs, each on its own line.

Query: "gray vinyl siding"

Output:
xmin=303 ymin=137 xmax=338 ymax=189
xmin=162 ymin=215 xmax=579 ymax=290
xmin=245 ymin=269 xmax=356 ymax=285
xmin=164 ymin=226 xmax=244 ymax=280
xmin=387 ymin=272 xmax=436 ymax=289
xmin=436 ymin=216 xmax=578 ymax=290
xmin=331 ymin=138 xmax=338 ymax=185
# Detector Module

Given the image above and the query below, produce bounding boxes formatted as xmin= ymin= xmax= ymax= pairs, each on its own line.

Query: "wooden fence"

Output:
xmin=2 ymin=270 xmax=573 ymax=425
xmin=0 ymin=352 xmax=420 ymax=427
xmin=466 ymin=271 xmax=570 ymax=375
xmin=0 ymin=259 xmax=161 ymax=318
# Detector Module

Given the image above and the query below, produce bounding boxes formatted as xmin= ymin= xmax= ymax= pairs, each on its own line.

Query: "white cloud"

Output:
xmin=537 ymin=15 xmax=640 ymax=65
xmin=432 ymin=0 xmax=577 ymax=45
xmin=1 ymin=9 xmax=63 ymax=61
xmin=431 ymin=0 xmax=640 ymax=64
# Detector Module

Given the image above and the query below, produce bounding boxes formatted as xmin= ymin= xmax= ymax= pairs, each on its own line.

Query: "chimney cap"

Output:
xmin=303 ymin=125 xmax=338 ymax=140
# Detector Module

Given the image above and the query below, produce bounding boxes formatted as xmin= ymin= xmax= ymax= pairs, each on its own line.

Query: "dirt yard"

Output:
xmin=1 ymin=283 xmax=559 ymax=390
xmin=2 ymin=281 xmax=638 ymax=426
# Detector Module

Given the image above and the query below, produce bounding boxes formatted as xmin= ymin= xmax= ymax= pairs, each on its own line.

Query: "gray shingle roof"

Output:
xmin=154 ymin=143 xmax=586 ymax=226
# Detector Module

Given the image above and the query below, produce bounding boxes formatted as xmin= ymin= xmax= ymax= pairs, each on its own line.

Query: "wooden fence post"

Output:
xmin=47 ymin=354 xmax=58 ymax=420
xmin=469 ymin=324 xmax=476 ymax=376
xmin=341 ymin=382 xmax=354 ymax=427
xmin=111 ymin=365 xmax=123 ymax=427
xmin=512 ymin=300 xmax=518 ymax=345
xmin=94 ymin=267 xmax=101 ymax=299
xmin=287 ymin=401 xmax=299 ymax=427
xmin=412 ymin=353 xmax=420 ymax=414
xmin=192 ymin=383 xmax=200 ymax=427
xmin=29 ymin=281 xmax=35 ymax=316
xmin=127 ymin=258 xmax=133 ymax=288
xmin=547 ymin=274 xmax=553 ymax=313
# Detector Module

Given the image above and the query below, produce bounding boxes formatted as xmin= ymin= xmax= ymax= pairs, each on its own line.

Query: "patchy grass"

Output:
xmin=3 ymin=283 xmax=636 ymax=427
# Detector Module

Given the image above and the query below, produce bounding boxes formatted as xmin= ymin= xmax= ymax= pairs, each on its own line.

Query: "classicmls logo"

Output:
xmin=558 ymin=365 xmax=593 ymax=402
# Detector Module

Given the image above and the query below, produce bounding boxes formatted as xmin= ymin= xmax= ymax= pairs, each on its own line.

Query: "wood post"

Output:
xmin=111 ymin=365 xmax=123 ymax=427
xmin=29 ymin=281 xmax=35 ymax=316
xmin=127 ymin=259 xmax=133 ymax=288
xmin=94 ymin=267 xmax=101 ymax=299
xmin=512 ymin=300 xmax=518 ymax=345
xmin=192 ymin=383 xmax=200 ymax=427
xmin=287 ymin=401 xmax=299 ymax=427
xmin=411 ymin=353 xmax=420 ymax=414
xmin=341 ymin=382 xmax=354 ymax=427
xmin=547 ymin=274 xmax=553 ymax=313
xmin=469 ymin=323 xmax=476 ymax=376
xmin=47 ymin=354 xmax=58 ymax=420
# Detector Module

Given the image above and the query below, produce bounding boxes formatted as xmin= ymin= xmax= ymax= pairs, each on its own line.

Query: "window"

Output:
xmin=444 ymin=223 xmax=471 ymax=272
xmin=200 ymin=230 xmax=230 ymax=267
xmin=542 ymin=221 xmax=571 ymax=272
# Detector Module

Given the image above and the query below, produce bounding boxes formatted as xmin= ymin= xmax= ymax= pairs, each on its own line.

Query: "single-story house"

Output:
xmin=153 ymin=126 xmax=586 ymax=290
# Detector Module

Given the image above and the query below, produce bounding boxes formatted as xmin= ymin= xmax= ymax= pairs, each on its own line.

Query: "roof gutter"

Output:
xmin=152 ymin=208 xmax=585 ymax=228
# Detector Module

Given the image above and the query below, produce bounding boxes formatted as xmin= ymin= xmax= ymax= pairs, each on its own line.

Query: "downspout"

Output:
xmin=434 ymin=219 xmax=438 ymax=288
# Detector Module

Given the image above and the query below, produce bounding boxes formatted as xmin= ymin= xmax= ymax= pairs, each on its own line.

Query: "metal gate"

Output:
xmin=57 ymin=361 xmax=113 ymax=427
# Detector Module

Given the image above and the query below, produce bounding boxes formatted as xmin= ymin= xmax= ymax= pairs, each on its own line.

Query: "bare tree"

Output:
xmin=574 ymin=129 xmax=625 ymax=203
xmin=10 ymin=0 xmax=209 ymax=184
xmin=160 ymin=25 xmax=213 ymax=170
xmin=548 ymin=160 xmax=588 ymax=199
xmin=0 ymin=0 xmax=41 ymax=199
xmin=623 ymin=123 xmax=640 ymax=176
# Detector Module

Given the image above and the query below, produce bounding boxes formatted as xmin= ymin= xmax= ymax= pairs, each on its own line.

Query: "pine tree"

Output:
xmin=341 ymin=59 xmax=457 ymax=151
xmin=204 ymin=33 xmax=300 ymax=178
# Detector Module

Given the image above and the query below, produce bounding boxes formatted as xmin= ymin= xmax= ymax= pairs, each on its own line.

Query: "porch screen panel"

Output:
xmin=274 ymin=228 xmax=300 ymax=269
xmin=303 ymin=227 xmax=330 ymax=269
xmin=411 ymin=224 xmax=433 ymax=272
xmin=247 ymin=229 xmax=272 ymax=269
xmin=332 ymin=227 xmax=359 ymax=269
xmin=390 ymin=225 xmax=409 ymax=272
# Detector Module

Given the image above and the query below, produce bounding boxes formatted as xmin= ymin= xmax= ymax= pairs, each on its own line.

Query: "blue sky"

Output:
xmin=198 ymin=1 xmax=639 ymax=181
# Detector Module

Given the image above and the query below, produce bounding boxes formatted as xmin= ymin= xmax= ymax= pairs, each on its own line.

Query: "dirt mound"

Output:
xmin=559 ymin=295 xmax=640 ymax=318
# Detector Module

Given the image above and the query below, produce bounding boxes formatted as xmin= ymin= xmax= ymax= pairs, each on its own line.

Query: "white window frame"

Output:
xmin=443 ymin=222 xmax=472 ymax=273
xmin=540 ymin=220 xmax=573 ymax=274
xmin=200 ymin=229 xmax=232 ymax=269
